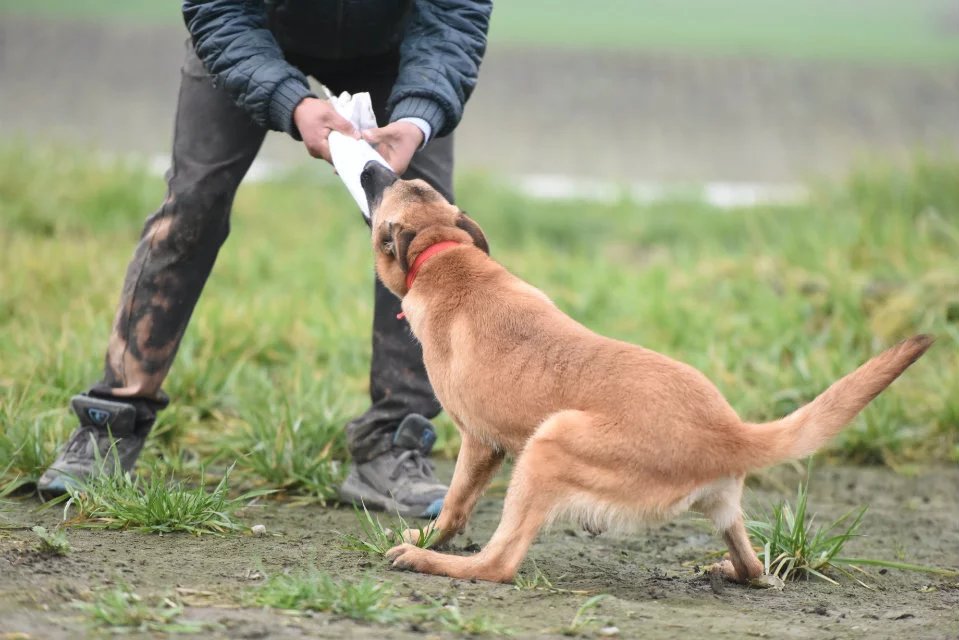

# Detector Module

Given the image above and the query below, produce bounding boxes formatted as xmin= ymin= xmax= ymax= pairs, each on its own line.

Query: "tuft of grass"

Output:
xmin=436 ymin=599 xmax=512 ymax=636
xmin=219 ymin=376 xmax=350 ymax=501
xmin=63 ymin=462 xmax=269 ymax=535
xmin=747 ymin=460 xmax=958 ymax=585
xmin=340 ymin=502 xmax=438 ymax=555
xmin=514 ymin=562 xmax=589 ymax=595
xmin=31 ymin=525 xmax=71 ymax=555
xmin=252 ymin=570 xmax=423 ymax=624
xmin=252 ymin=569 xmax=509 ymax=634
xmin=563 ymin=594 xmax=608 ymax=636
xmin=748 ymin=481 xmax=868 ymax=584
xmin=514 ymin=562 xmax=556 ymax=591
xmin=75 ymin=584 xmax=206 ymax=633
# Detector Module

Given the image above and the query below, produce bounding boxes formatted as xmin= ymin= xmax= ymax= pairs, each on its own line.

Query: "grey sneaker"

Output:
xmin=338 ymin=414 xmax=447 ymax=518
xmin=37 ymin=395 xmax=149 ymax=494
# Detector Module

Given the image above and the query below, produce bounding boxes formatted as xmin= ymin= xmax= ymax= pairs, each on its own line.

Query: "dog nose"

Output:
xmin=361 ymin=160 xmax=398 ymax=213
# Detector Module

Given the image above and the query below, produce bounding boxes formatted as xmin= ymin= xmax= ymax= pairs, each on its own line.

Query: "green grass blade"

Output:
xmin=833 ymin=558 xmax=959 ymax=576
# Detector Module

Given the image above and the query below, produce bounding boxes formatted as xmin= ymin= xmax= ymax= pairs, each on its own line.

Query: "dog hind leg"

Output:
xmin=698 ymin=476 xmax=764 ymax=583
xmin=718 ymin=519 xmax=765 ymax=582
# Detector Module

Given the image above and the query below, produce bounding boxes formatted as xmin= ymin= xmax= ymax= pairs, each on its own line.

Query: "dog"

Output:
xmin=359 ymin=161 xmax=933 ymax=584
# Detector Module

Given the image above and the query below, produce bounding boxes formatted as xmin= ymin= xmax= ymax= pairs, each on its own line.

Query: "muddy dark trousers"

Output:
xmin=85 ymin=44 xmax=448 ymax=462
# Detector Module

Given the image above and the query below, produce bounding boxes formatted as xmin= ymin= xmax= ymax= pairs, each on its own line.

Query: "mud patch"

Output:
xmin=2 ymin=464 xmax=958 ymax=638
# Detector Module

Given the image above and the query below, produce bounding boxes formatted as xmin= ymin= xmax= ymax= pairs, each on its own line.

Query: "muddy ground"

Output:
xmin=2 ymin=464 xmax=958 ymax=639
xmin=1 ymin=16 xmax=958 ymax=182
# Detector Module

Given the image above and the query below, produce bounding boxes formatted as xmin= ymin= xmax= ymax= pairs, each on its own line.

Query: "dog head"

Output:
xmin=361 ymin=160 xmax=489 ymax=297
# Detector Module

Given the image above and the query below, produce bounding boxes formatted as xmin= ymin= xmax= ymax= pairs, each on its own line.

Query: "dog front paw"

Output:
xmin=386 ymin=543 xmax=430 ymax=573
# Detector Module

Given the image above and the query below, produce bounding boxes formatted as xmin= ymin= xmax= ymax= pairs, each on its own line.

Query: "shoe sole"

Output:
xmin=36 ymin=476 xmax=69 ymax=495
xmin=337 ymin=475 xmax=442 ymax=519
xmin=36 ymin=471 xmax=81 ymax=495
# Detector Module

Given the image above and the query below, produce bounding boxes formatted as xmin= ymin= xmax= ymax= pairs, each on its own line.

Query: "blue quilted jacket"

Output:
xmin=182 ymin=0 xmax=492 ymax=139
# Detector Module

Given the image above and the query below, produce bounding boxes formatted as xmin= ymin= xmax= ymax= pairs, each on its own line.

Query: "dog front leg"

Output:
xmin=389 ymin=410 xmax=592 ymax=583
xmin=402 ymin=432 xmax=504 ymax=547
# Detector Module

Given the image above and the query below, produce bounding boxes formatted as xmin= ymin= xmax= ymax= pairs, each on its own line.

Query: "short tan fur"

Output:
xmin=369 ymin=177 xmax=933 ymax=584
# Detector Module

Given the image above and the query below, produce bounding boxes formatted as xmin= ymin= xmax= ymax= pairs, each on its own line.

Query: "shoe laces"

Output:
xmin=388 ymin=448 xmax=435 ymax=483
xmin=63 ymin=425 xmax=134 ymax=461
xmin=63 ymin=426 xmax=103 ymax=458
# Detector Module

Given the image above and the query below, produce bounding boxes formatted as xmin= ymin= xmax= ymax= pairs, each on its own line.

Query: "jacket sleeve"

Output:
xmin=182 ymin=0 xmax=315 ymax=138
xmin=388 ymin=0 xmax=492 ymax=140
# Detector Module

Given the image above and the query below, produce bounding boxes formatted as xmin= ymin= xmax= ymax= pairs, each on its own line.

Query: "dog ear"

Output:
xmin=456 ymin=212 xmax=490 ymax=255
xmin=394 ymin=228 xmax=417 ymax=273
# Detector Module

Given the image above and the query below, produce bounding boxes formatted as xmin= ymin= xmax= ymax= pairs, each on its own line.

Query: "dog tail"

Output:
xmin=740 ymin=334 xmax=933 ymax=468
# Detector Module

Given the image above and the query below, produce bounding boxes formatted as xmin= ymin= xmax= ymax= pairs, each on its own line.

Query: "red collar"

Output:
xmin=396 ymin=240 xmax=461 ymax=321
xmin=405 ymin=240 xmax=461 ymax=290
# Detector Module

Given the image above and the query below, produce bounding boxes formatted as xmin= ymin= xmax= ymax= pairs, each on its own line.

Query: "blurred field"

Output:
xmin=2 ymin=0 xmax=958 ymax=62
xmin=2 ymin=3 xmax=958 ymax=183
xmin=1 ymin=144 xmax=957 ymax=496
xmin=500 ymin=0 xmax=959 ymax=63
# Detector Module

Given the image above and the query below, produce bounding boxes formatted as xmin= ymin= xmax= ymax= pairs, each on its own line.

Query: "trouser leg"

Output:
xmin=324 ymin=60 xmax=454 ymax=462
xmin=346 ymin=136 xmax=454 ymax=462
xmin=87 ymin=43 xmax=267 ymax=425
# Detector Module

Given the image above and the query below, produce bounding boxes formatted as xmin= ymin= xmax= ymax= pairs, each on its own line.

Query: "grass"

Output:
xmin=0 ymin=139 xmax=954 ymax=634
xmin=515 ymin=576 xmax=611 ymax=635
xmin=746 ymin=462 xmax=870 ymax=585
xmin=218 ymin=374 xmax=351 ymax=501
xmin=746 ymin=460 xmax=958 ymax=586
xmin=436 ymin=599 xmax=512 ymax=636
xmin=0 ymin=483 xmax=11 ymax=521
xmin=253 ymin=570 xmax=408 ymax=623
xmin=62 ymin=461 xmax=268 ymax=535
xmin=1 ymin=144 xmax=957 ymax=500
xmin=252 ymin=569 xmax=509 ymax=633
xmin=514 ymin=562 xmax=557 ymax=591
xmin=2 ymin=0 xmax=958 ymax=63
xmin=31 ymin=525 xmax=71 ymax=555
xmin=563 ymin=594 xmax=608 ymax=636
xmin=340 ymin=503 xmax=438 ymax=555
xmin=515 ymin=562 xmax=589 ymax=595
xmin=0 ymin=387 xmax=73 ymax=493
xmin=75 ymin=584 xmax=206 ymax=634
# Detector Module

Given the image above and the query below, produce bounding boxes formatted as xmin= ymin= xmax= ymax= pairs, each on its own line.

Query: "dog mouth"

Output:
xmin=360 ymin=160 xmax=399 ymax=219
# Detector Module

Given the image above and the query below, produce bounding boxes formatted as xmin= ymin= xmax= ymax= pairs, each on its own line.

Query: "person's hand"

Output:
xmin=362 ymin=121 xmax=425 ymax=175
xmin=293 ymin=97 xmax=359 ymax=163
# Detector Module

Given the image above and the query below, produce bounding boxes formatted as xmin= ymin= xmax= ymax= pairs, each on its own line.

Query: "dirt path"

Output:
xmin=2 ymin=464 xmax=957 ymax=638
xmin=2 ymin=16 xmax=958 ymax=182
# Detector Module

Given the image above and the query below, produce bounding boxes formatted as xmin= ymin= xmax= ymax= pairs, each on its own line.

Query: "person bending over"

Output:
xmin=39 ymin=0 xmax=492 ymax=518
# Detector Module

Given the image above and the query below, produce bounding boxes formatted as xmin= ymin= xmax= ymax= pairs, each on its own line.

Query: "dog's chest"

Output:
xmin=413 ymin=293 xmax=558 ymax=454
xmin=423 ymin=352 xmax=533 ymax=454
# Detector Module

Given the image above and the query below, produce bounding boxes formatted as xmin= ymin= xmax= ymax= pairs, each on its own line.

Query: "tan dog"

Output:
xmin=358 ymin=162 xmax=932 ymax=584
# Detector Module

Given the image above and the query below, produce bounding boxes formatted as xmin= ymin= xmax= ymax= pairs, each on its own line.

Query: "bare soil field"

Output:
xmin=2 ymin=464 xmax=958 ymax=639
xmin=1 ymin=17 xmax=958 ymax=182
